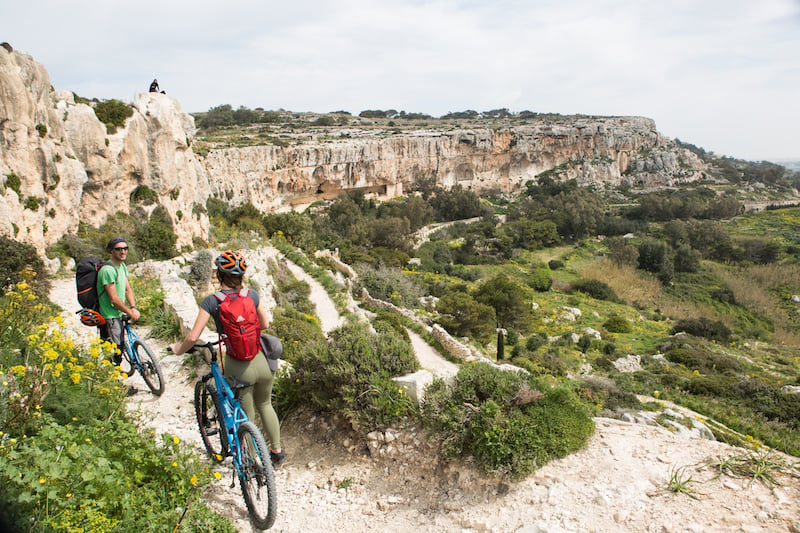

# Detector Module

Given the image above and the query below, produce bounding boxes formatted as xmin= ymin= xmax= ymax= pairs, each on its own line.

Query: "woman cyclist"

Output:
xmin=169 ymin=250 xmax=284 ymax=467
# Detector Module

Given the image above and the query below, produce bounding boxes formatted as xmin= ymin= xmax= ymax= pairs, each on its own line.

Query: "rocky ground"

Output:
xmin=49 ymin=272 xmax=800 ymax=533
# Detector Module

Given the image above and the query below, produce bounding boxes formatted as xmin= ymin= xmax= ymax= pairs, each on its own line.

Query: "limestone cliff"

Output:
xmin=0 ymin=48 xmax=210 ymax=253
xmin=1 ymin=49 xmax=706 ymax=254
xmin=202 ymin=118 xmax=707 ymax=213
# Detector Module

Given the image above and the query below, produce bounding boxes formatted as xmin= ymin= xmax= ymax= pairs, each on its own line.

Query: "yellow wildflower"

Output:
xmin=190 ymin=475 xmax=198 ymax=486
xmin=173 ymin=436 xmax=180 ymax=444
xmin=213 ymin=472 xmax=222 ymax=480
xmin=70 ymin=373 xmax=81 ymax=384
xmin=10 ymin=365 xmax=26 ymax=377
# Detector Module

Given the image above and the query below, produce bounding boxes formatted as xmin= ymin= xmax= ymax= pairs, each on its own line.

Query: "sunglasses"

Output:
xmin=114 ymin=246 xmax=129 ymax=251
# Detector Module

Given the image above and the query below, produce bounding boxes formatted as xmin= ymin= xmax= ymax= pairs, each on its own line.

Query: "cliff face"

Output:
xmin=0 ymin=49 xmax=210 ymax=253
xmin=202 ymin=117 xmax=707 ymax=213
xmin=0 ymin=49 xmax=706 ymax=253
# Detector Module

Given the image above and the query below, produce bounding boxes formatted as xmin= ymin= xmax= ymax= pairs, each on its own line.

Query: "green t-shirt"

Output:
xmin=97 ymin=262 xmax=129 ymax=319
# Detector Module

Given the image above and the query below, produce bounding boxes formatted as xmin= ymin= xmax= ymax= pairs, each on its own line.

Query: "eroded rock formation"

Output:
xmin=1 ymin=49 xmax=706 ymax=254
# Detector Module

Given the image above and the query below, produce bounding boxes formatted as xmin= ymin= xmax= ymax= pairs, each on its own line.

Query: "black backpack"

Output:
xmin=76 ymin=257 xmax=107 ymax=311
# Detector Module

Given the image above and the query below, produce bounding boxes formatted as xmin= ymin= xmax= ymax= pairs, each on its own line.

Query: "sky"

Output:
xmin=2 ymin=0 xmax=798 ymax=162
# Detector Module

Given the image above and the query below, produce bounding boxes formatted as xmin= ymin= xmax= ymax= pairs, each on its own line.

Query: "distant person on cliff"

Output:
xmin=149 ymin=78 xmax=165 ymax=94
xmin=169 ymin=250 xmax=285 ymax=468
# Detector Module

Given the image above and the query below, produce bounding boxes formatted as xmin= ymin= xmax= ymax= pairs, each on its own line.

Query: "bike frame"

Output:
xmin=120 ymin=318 xmax=144 ymax=371
xmin=201 ymin=343 xmax=255 ymax=477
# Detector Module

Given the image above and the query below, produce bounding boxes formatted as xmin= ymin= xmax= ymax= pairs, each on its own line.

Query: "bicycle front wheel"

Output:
xmin=134 ymin=340 xmax=165 ymax=396
xmin=194 ymin=380 xmax=228 ymax=460
xmin=238 ymin=421 xmax=277 ymax=530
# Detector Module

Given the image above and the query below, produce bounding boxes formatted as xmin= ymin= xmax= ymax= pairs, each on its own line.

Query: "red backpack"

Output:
xmin=214 ymin=289 xmax=260 ymax=361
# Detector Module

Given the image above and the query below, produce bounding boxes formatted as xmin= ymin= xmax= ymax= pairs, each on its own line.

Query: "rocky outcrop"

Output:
xmin=201 ymin=118 xmax=707 ymax=212
xmin=0 ymin=48 xmax=209 ymax=253
xmin=1 ymin=49 xmax=707 ymax=255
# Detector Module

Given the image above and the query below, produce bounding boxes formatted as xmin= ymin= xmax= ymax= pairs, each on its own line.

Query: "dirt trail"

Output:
xmin=49 ymin=275 xmax=800 ymax=532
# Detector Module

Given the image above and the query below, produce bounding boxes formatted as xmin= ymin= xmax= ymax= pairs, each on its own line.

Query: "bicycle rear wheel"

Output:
xmin=238 ymin=421 xmax=277 ymax=530
xmin=194 ymin=380 xmax=228 ymax=460
xmin=134 ymin=340 xmax=165 ymax=396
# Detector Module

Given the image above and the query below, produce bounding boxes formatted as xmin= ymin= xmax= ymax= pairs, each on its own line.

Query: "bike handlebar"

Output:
xmin=187 ymin=340 xmax=223 ymax=358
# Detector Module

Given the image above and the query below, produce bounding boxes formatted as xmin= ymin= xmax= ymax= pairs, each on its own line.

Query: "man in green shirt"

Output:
xmin=97 ymin=237 xmax=140 ymax=361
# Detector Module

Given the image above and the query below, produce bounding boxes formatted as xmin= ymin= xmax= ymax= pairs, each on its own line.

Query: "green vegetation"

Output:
xmin=0 ymin=272 xmax=233 ymax=532
xmin=0 ymin=235 xmax=48 ymax=297
xmin=278 ymin=321 xmax=419 ymax=430
xmin=93 ymin=98 xmax=134 ymax=129
xmin=421 ymin=363 xmax=594 ymax=479
xmin=4 ymin=171 xmax=21 ymax=195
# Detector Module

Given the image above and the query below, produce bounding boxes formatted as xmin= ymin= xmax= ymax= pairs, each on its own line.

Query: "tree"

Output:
xmin=436 ymin=291 xmax=495 ymax=342
xmin=429 ymin=185 xmax=487 ymax=221
xmin=637 ymin=239 xmax=674 ymax=284
xmin=474 ymin=275 xmax=531 ymax=331
xmin=543 ymin=189 xmax=605 ymax=241
xmin=605 ymin=236 xmax=639 ymax=267
xmin=365 ymin=217 xmax=412 ymax=253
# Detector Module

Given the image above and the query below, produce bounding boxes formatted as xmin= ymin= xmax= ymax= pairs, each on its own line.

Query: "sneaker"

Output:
xmin=269 ymin=450 xmax=285 ymax=468
xmin=126 ymin=385 xmax=138 ymax=397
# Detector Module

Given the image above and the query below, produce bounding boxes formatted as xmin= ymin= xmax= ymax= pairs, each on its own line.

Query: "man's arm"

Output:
xmin=106 ymin=281 xmax=140 ymax=321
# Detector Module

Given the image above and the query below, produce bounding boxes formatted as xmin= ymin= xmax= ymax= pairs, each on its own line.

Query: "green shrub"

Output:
xmin=578 ymin=376 xmax=642 ymax=412
xmin=0 ymin=279 xmax=231 ymax=532
xmin=35 ymin=123 xmax=47 ymax=138
xmin=189 ymin=249 xmax=214 ymax=288
xmin=421 ymin=363 xmax=594 ymax=479
xmin=711 ymin=286 xmax=736 ymax=304
xmin=664 ymin=343 xmax=742 ymax=374
xmin=527 ymin=263 xmax=553 ymax=292
xmin=671 ymin=317 xmax=732 ymax=343
xmin=135 ymin=205 xmax=178 ymax=260
xmin=0 ymin=419 xmax=223 ymax=533
xmin=529 ymin=348 xmax=568 ymax=376
xmin=24 ymin=196 xmax=40 ymax=210
xmin=571 ymin=278 xmax=620 ymax=302
xmin=578 ymin=333 xmax=593 ymax=353
xmin=355 ymin=263 xmax=422 ymax=307
xmin=4 ymin=172 xmax=21 ymax=195
xmin=686 ymin=374 xmax=737 ymax=397
xmin=732 ymin=379 xmax=800 ymax=429
xmin=603 ymin=315 xmax=631 ymax=333
xmin=131 ymin=185 xmax=159 ymax=206
xmin=525 ymin=332 xmax=548 ymax=352
xmin=0 ymin=237 xmax=48 ymax=296
xmin=93 ymin=99 xmax=133 ymax=128
xmin=285 ymin=321 xmax=418 ymax=430
xmin=268 ymin=307 xmax=325 ymax=359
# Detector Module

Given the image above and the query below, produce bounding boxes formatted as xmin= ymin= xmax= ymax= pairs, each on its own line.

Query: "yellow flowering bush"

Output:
xmin=0 ymin=276 xmax=123 ymax=436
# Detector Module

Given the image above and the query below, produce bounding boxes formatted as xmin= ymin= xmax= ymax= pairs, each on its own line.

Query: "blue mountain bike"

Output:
xmin=190 ymin=340 xmax=277 ymax=530
xmin=117 ymin=315 xmax=165 ymax=396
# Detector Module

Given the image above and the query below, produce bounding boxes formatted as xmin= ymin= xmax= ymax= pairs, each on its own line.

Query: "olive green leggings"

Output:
xmin=223 ymin=352 xmax=281 ymax=450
